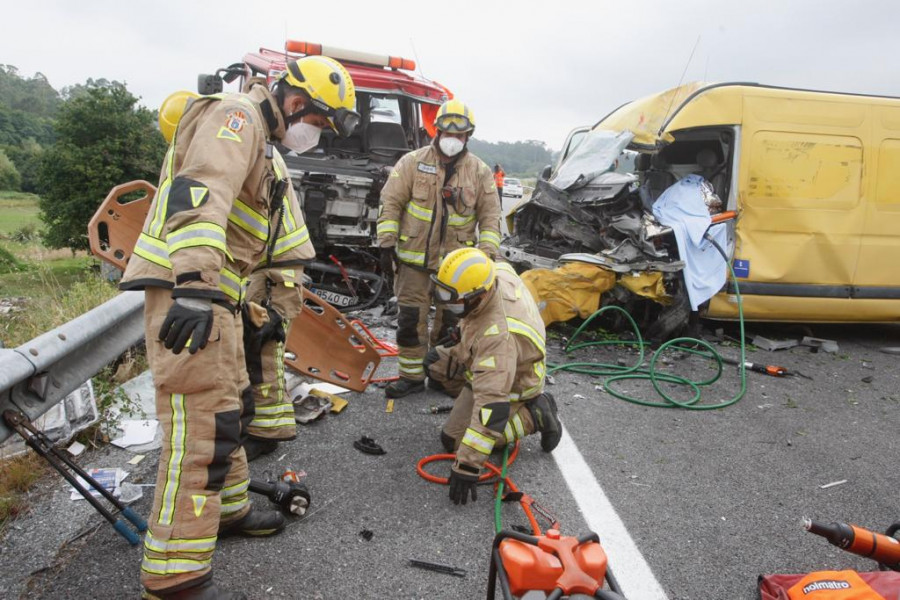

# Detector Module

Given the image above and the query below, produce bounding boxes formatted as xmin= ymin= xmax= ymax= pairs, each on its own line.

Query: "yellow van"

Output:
xmin=502 ymin=82 xmax=900 ymax=333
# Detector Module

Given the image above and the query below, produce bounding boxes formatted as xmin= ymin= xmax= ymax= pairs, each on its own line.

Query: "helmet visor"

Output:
xmin=435 ymin=113 xmax=473 ymax=133
xmin=331 ymin=107 xmax=361 ymax=138
xmin=431 ymin=274 xmax=460 ymax=303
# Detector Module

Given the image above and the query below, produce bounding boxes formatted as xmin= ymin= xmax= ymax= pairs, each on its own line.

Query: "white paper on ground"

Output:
xmin=110 ymin=420 xmax=158 ymax=448
xmin=308 ymin=383 xmax=350 ymax=395
xmin=70 ymin=468 xmax=128 ymax=500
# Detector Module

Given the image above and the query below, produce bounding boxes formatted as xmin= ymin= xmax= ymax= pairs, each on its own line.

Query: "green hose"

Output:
xmin=494 ymin=443 xmax=510 ymax=534
xmin=548 ymin=251 xmax=747 ymax=410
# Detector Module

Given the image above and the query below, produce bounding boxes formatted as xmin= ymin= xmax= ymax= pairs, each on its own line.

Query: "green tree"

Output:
xmin=4 ymin=138 xmax=44 ymax=193
xmin=38 ymin=81 xmax=166 ymax=251
xmin=0 ymin=148 xmax=21 ymax=190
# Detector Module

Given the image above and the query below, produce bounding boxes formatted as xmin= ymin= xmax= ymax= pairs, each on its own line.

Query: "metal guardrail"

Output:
xmin=0 ymin=292 xmax=146 ymax=444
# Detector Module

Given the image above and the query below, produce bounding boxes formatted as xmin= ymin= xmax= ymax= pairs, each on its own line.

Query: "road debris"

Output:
xmin=801 ymin=336 xmax=839 ymax=354
xmin=752 ymin=335 xmax=799 ymax=351
xmin=818 ymin=480 xmax=848 ymax=490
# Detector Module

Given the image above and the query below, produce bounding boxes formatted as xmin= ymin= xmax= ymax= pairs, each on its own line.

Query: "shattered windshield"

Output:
xmin=550 ymin=129 xmax=634 ymax=190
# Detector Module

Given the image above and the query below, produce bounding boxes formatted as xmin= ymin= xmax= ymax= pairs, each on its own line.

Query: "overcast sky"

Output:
xmin=2 ymin=0 xmax=899 ymax=149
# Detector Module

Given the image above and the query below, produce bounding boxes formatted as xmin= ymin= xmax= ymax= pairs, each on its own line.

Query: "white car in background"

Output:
xmin=503 ymin=177 xmax=524 ymax=198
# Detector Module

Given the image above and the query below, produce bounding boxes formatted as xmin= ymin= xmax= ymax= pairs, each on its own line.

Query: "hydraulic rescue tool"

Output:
xmin=805 ymin=518 xmax=900 ymax=571
xmin=3 ymin=410 xmax=148 ymax=545
xmin=487 ymin=529 xmax=626 ymax=600
xmin=249 ymin=473 xmax=311 ymax=516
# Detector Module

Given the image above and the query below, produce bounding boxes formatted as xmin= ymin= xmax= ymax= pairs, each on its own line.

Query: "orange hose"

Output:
xmin=415 ymin=443 xmax=543 ymax=536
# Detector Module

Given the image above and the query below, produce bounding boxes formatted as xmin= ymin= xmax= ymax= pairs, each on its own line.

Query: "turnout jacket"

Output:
xmin=453 ymin=263 xmax=547 ymax=471
xmin=121 ymin=81 xmax=314 ymax=314
xmin=376 ymin=144 xmax=501 ymax=270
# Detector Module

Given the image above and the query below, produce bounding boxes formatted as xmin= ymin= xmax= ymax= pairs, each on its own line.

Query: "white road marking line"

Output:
xmin=553 ymin=426 xmax=669 ymax=600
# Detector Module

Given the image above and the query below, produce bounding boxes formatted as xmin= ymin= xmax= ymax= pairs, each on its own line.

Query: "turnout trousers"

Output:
xmin=394 ymin=264 xmax=458 ymax=382
xmin=140 ymin=287 xmax=253 ymax=593
xmin=245 ymin=319 xmax=296 ymax=441
xmin=426 ymin=345 xmax=537 ymax=451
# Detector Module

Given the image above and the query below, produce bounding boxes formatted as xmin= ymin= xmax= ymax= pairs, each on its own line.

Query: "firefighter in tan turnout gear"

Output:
xmin=120 ymin=56 xmax=359 ymax=600
xmin=377 ymin=99 xmax=502 ymax=398
xmin=425 ymin=248 xmax=563 ymax=505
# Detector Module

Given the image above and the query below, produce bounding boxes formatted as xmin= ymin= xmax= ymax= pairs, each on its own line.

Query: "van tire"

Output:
xmin=644 ymin=282 xmax=690 ymax=342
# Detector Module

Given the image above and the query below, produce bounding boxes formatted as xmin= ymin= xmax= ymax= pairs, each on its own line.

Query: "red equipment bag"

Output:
xmin=759 ymin=570 xmax=900 ymax=600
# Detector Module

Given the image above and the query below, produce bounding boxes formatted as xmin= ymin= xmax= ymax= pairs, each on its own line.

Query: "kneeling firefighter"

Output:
xmin=425 ymin=248 xmax=562 ymax=505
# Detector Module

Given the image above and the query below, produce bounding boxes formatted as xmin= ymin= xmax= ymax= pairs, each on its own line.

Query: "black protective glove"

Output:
xmin=380 ymin=246 xmax=397 ymax=276
xmin=448 ymin=466 xmax=480 ymax=505
xmin=159 ymin=297 xmax=213 ymax=355
xmin=242 ymin=303 xmax=285 ymax=354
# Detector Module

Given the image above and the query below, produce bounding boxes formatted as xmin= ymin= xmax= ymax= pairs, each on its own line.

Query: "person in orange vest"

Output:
xmin=493 ymin=164 xmax=505 ymax=200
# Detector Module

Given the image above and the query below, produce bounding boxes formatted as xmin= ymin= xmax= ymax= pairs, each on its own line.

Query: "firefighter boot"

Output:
xmin=385 ymin=377 xmax=425 ymax=399
xmin=218 ymin=507 xmax=286 ymax=537
xmin=142 ymin=578 xmax=248 ymax=600
xmin=243 ymin=437 xmax=278 ymax=462
xmin=527 ymin=393 xmax=562 ymax=452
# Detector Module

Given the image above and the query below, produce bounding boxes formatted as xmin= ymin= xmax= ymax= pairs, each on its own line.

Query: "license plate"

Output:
xmin=311 ymin=288 xmax=356 ymax=307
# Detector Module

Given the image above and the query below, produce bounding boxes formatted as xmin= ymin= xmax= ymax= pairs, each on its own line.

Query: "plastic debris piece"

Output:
xmin=800 ymin=336 xmax=839 ymax=354
xmin=819 ymin=479 xmax=848 ymax=489
xmin=354 ymin=436 xmax=386 ymax=455
xmin=879 ymin=347 xmax=900 ymax=355
xmin=752 ymin=336 xmax=799 ymax=351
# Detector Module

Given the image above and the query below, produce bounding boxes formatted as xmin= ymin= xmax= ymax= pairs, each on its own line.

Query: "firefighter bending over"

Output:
xmin=120 ymin=56 xmax=359 ymax=600
xmin=377 ymin=100 xmax=502 ymax=399
xmin=425 ymin=248 xmax=562 ymax=505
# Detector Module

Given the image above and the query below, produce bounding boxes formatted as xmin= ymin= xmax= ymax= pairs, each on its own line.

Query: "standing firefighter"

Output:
xmin=425 ymin=248 xmax=563 ymax=505
xmin=120 ymin=56 xmax=359 ymax=600
xmin=377 ymin=100 xmax=502 ymax=398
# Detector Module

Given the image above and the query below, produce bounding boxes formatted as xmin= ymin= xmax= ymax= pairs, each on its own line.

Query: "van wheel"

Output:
xmin=644 ymin=283 xmax=690 ymax=342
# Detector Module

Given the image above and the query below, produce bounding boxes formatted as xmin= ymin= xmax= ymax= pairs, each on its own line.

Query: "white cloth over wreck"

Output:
xmin=652 ymin=174 xmax=727 ymax=310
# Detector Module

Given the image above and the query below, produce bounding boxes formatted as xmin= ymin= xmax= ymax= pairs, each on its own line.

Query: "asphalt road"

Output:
xmin=0 ymin=319 xmax=898 ymax=600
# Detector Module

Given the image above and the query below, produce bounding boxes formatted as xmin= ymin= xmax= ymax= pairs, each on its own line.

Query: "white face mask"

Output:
xmin=439 ymin=136 xmax=465 ymax=157
xmin=282 ymin=121 xmax=322 ymax=154
xmin=445 ymin=302 xmax=465 ymax=316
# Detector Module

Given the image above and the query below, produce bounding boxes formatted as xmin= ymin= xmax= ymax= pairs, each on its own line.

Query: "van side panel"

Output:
xmin=854 ymin=105 xmax=900 ymax=291
xmin=726 ymin=94 xmax=866 ymax=318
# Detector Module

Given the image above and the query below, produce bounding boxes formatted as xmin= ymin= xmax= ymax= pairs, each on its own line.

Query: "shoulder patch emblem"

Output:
xmin=225 ymin=110 xmax=247 ymax=133
xmin=189 ymin=186 xmax=208 ymax=208
xmin=417 ymin=162 xmax=437 ymax=175
xmin=483 ymin=324 xmax=500 ymax=336
xmin=192 ymin=494 xmax=207 ymax=518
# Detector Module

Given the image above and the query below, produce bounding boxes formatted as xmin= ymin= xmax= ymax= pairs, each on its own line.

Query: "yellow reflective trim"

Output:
xmin=144 ymin=532 xmax=216 ymax=554
xmin=158 ymin=394 xmax=186 ymax=526
xmin=190 ymin=187 xmax=208 ymax=208
xmin=141 ymin=556 xmax=211 ymax=576
xmin=504 ymin=422 xmax=515 ymax=444
xmin=483 ymin=324 xmax=500 ymax=337
xmin=478 ymin=356 xmax=496 ymax=369
xmin=406 ymin=201 xmax=433 ymax=222
xmin=462 ymin=428 xmax=495 ymax=455
xmin=149 ymin=176 xmax=172 ymax=238
xmin=397 ymin=248 xmax=425 ymax=265
xmin=479 ymin=229 xmax=501 ymax=249
xmin=506 ymin=317 xmax=546 ymax=356
xmin=134 ymin=233 xmax=172 ymax=269
xmin=480 ymin=407 xmax=493 ymax=426
xmin=283 ymin=199 xmax=298 ymax=232
xmin=216 ymin=127 xmax=242 ymax=142
xmin=228 ymin=198 xmax=269 ymax=241
xmin=219 ymin=268 xmax=246 ymax=302
xmin=512 ymin=413 xmax=526 ymax=439
xmin=220 ymin=497 xmax=249 ymax=515
xmin=221 ymin=478 xmax=249 ymax=499
xmin=167 ymin=222 xmax=227 ymax=254
xmin=273 ymin=225 xmax=309 ymax=256
xmin=448 ymin=213 xmax=476 ymax=227
xmin=192 ymin=495 xmax=207 ymax=518
xmin=377 ymin=220 xmax=399 ymax=235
